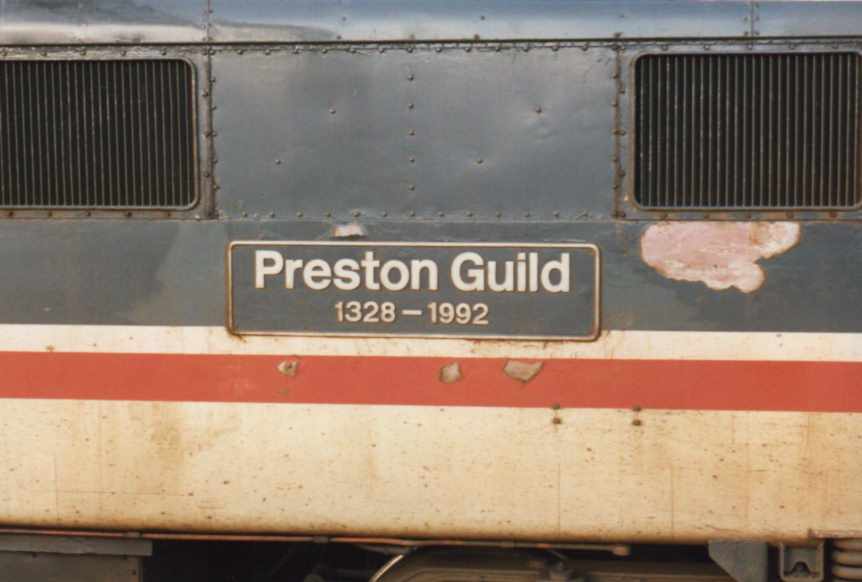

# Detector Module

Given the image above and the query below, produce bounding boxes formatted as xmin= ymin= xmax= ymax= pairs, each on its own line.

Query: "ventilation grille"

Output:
xmin=0 ymin=60 xmax=196 ymax=209
xmin=634 ymin=53 xmax=862 ymax=210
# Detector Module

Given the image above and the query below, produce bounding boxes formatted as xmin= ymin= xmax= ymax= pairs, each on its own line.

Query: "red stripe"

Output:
xmin=0 ymin=351 xmax=859 ymax=412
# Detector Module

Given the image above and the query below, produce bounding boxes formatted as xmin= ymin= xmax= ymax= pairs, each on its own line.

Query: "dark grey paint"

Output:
xmin=213 ymin=46 xmax=616 ymax=221
xmin=0 ymin=220 xmax=860 ymax=333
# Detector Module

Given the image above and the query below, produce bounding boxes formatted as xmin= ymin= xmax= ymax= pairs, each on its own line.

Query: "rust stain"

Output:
xmin=439 ymin=362 xmax=462 ymax=384
xmin=503 ymin=360 xmax=543 ymax=383
xmin=277 ymin=360 xmax=299 ymax=377
xmin=640 ymin=222 xmax=801 ymax=293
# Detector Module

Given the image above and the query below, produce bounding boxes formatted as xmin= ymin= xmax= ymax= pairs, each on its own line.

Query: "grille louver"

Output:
xmin=634 ymin=53 xmax=862 ymax=210
xmin=0 ymin=60 xmax=196 ymax=209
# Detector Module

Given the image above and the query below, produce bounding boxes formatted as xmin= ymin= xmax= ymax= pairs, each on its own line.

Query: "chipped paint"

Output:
xmin=439 ymin=362 xmax=462 ymax=384
xmin=330 ymin=222 xmax=367 ymax=239
xmin=276 ymin=360 xmax=299 ymax=377
xmin=641 ymin=222 xmax=801 ymax=293
xmin=503 ymin=360 xmax=543 ymax=383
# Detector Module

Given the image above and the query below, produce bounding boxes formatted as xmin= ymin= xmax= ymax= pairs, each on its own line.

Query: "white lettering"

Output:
xmin=333 ymin=258 xmax=361 ymax=290
xmin=303 ymin=259 xmax=332 ymax=290
xmin=380 ymin=260 xmax=410 ymax=291
xmin=360 ymin=251 xmax=381 ymax=290
xmin=254 ymin=250 xmax=284 ymax=289
xmin=284 ymin=259 xmax=304 ymax=289
xmin=410 ymin=259 xmax=438 ymax=291
xmin=540 ymin=253 xmax=571 ymax=293
xmin=451 ymin=252 xmax=485 ymax=291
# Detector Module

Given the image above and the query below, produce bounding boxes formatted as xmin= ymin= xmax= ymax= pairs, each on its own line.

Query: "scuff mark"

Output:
xmin=439 ymin=362 xmax=462 ymax=384
xmin=503 ymin=360 xmax=543 ymax=383
xmin=641 ymin=222 xmax=800 ymax=293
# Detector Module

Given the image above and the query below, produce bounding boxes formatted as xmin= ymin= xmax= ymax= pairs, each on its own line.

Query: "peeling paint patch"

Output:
xmin=439 ymin=362 xmax=462 ymax=384
xmin=641 ymin=222 xmax=801 ymax=293
xmin=330 ymin=222 xmax=367 ymax=239
xmin=503 ymin=360 xmax=543 ymax=383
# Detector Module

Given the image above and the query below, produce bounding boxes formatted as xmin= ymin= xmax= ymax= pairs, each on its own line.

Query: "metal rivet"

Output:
xmin=408 ymin=184 xmax=415 ymax=191
xmin=296 ymin=211 xmax=304 ymax=218
xmin=409 ymin=156 xmax=416 ymax=163
xmin=321 ymin=48 xmax=328 ymax=54
xmin=408 ymin=103 xmax=415 ymax=110
xmin=381 ymin=211 xmax=388 ymax=217
xmin=466 ymin=211 xmax=473 ymax=217
xmin=438 ymin=211 xmax=445 ymax=217
xmin=265 ymin=48 xmax=272 ymax=55
xmin=325 ymin=211 xmax=332 ymax=218
xmin=408 ymin=210 xmax=416 ymax=217
xmin=435 ymin=46 xmax=443 ymax=53
xmin=408 ymin=129 xmax=416 ymax=136
xmin=476 ymin=158 xmax=483 ymax=165
xmin=553 ymin=211 xmax=560 ymax=218
xmin=237 ymin=49 xmax=244 ymax=55
xmin=379 ymin=46 xmax=386 ymax=53
xmin=524 ymin=212 xmax=531 ymax=218
xmin=269 ymin=212 xmax=276 ymax=218
xmin=407 ymin=73 xmax=415 ymax=81
xmin=329 ymin=107 xmax=336 ymax=114
xmin=275 ymin=159 xmax=282 ymax=165
xmin=242 ymin=211 xmax=248 ymax=218
xmin=352 ymin=210 xmax=361 ymax=217
xmin=496 ymin=211 xmax=502 ymax=218
xmin=535 ymin=106 xmax=543 ymax=114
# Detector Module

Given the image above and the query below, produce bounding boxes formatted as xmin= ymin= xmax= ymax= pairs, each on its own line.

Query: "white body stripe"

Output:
xmin=0 ymin=324 xmax=860 ymax=362
xmin=1 ymin=400 xmax=860 ymax=542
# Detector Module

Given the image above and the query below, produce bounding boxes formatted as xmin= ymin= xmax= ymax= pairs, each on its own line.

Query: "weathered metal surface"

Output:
xmin=0 ymin=552 xmax=141 ymax=582
xmin=0 ymin=0 xmax=206 ymax=44
xmin=708 ymin=541 xmax=768 ymax=582
xmin=754 ymin=2 xmax=862 ymax=38
xmin=2 ymin=220 xmax=862 ymax=332
xmin=0 ymin=0 xmax=859 ymax=549
xmin=211 ymin=44 xmax=616 ymax=222
xmin=2 ymin=402 xmax=862 ymax=541
xmin=0 ymin=534 xmax=151 ymax=556
xmin=208 ymin=0 xmax=752 ymax=43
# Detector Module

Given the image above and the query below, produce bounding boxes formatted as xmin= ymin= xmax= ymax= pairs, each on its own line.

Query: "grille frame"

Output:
xmin=0 ymin=48 xmax=212 ymax=220
xmin=618 ymin=44 xmax=862 ymax=221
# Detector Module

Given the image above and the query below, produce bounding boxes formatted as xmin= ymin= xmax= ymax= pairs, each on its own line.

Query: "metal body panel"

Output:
xmin=754 ymin=1 xmax=862 ymax=38
xmin=0 ymin=220 xmax=860 ymax=332
xmin=212 ymin=45 xmax=616 ymax=222
xmin=208 ymin=0 xmax=752 ymax=43
xmin=1 ymin=401 xmax=862 ymax=543
xmin=0 ymin=0 xmax=206 ymax=44
xmin=0 ymin=0 xmax=861 ymax=547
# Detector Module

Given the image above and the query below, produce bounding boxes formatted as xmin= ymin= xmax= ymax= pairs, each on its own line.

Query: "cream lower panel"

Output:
xmin=0 ymin=400 xmax=860 ymax=542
